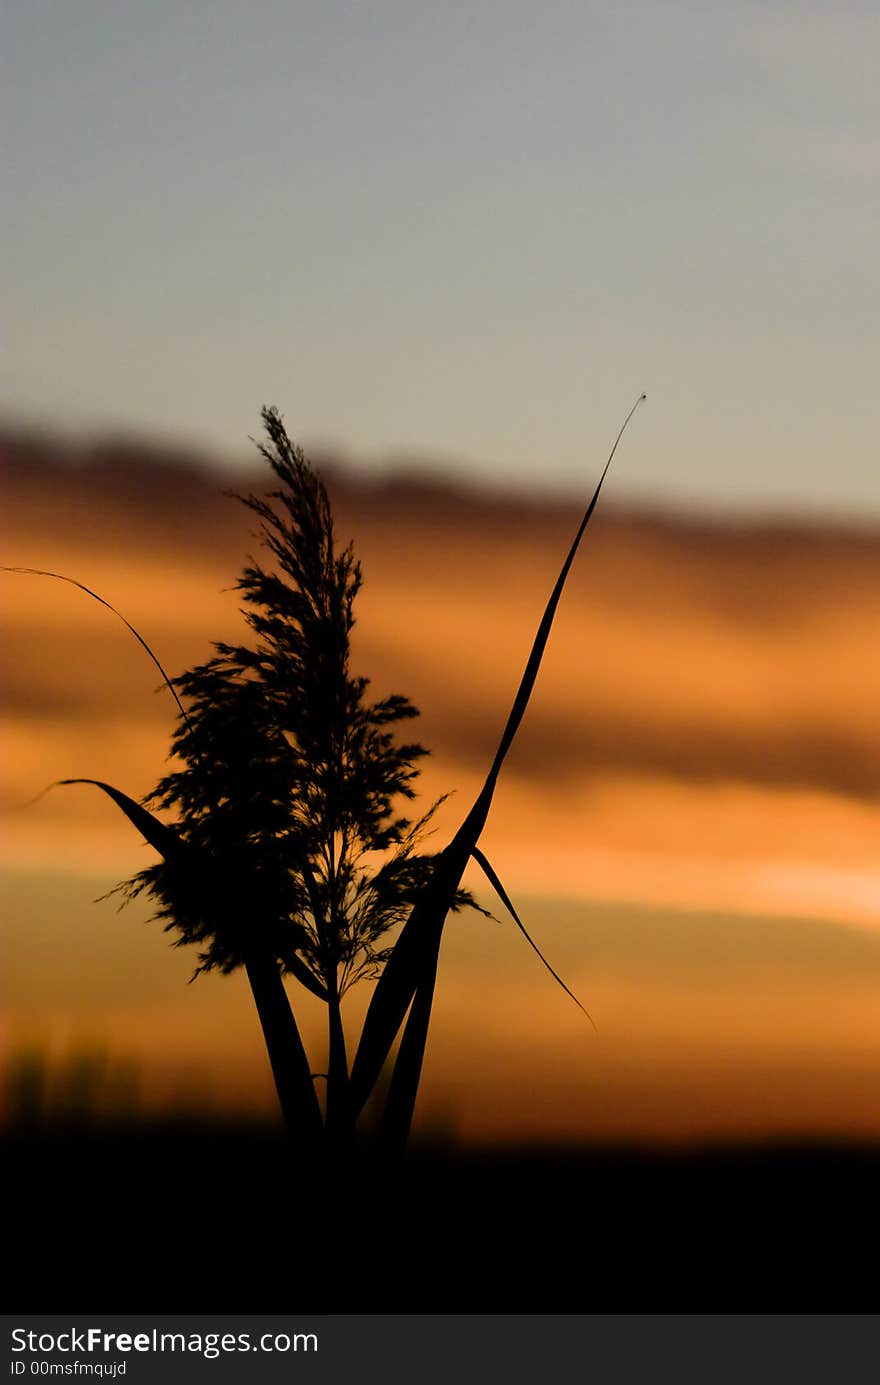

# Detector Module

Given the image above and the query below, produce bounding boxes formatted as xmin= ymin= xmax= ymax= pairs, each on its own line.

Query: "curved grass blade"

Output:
xmin=58 ymin=778 xmax=184 ymax=859
xmin=471 ymin=845 xmax=596 ymax=1029
xmin=1 ymin=567 xmax=193 ymax=739
xmin=349 ymin=395 xmax=645 ymax=1118
xmin=484 ymin=393 xmax=645 ymax=784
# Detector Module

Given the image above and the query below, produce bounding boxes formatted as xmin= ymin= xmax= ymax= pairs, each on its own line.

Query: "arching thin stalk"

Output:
xmin=350 ymin=394 xmax=646 ymax=1130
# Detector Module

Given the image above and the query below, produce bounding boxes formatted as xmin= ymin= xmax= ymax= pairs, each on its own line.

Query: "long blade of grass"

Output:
xmin=58 ymin=778 xmax=184 ymax=859
xmin=485 ymin=392 xmax=646 ymax=783
xmin=470 ymin=845 xmax=596 ymax=1029
xmin=349 ymin=395 xmax=645 ymax=1118
xmin=1 ymin=567 xmax=193 ymax=738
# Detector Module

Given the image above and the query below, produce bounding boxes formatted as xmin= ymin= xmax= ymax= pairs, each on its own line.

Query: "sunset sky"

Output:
xmin=3 ymin=447 xmax=880 ymax=1143
xmin=3 ymin=1 xmax=879 ymax=1145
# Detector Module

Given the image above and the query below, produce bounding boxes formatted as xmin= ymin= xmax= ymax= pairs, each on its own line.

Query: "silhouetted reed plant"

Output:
xmin=7 ymin=399 xmax=644 ymax=1162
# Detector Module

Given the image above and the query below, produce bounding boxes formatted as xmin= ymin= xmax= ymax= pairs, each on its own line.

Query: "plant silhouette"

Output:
xmin=5 ymin=396 xmax=645 ymax=1161
xmin=118 ymin=407 xmax=479 ymax=1152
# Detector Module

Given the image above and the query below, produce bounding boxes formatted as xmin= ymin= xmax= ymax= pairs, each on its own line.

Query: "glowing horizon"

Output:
xmin=3 ymin=444 xmax=880 ymax=1142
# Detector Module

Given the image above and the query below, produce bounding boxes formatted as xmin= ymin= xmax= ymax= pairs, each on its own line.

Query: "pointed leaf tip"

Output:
xmin=470 ymin=846 xmax=596 ymax=1030
xmin=58 ymin=778 xmax=183 ymax=860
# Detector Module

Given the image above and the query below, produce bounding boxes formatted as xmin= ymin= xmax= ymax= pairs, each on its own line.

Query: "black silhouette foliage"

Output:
xmin=124 ymin=407 xmax=476 ymax=994
xmin=7 ymin=394 xmax=642 ymax=1151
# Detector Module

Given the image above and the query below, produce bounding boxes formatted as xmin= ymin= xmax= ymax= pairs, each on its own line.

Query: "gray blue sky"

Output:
xmin=4 ymin=1 xmax=878 ymax=514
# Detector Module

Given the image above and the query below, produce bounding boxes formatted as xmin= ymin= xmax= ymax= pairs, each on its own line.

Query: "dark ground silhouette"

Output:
xmin=6 ymin=1122 xmax=878 ymax=1310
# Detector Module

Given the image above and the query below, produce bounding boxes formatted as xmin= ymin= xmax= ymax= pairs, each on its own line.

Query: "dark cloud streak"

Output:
xmin=4 ymin=428 xmax=879 ymax=804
